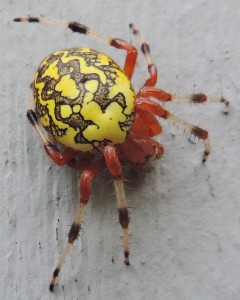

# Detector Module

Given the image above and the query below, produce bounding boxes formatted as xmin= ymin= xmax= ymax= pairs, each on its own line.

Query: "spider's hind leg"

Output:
xmin=103 ymin=145 xmax=130 ymax=265
xmin=49 ymin=159 xmax=105 ymax=291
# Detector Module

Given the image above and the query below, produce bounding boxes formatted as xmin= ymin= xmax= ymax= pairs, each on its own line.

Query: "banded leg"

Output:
xmin=26 ymin=83 xmax=77 ymax=165
xmin=103 ymin=145 xmax=130 ymax=265
xmin=129 ymin=23 xmax=157 ymax=87
xmin=49 ymin=159 xmax=105 ymax=291
xmin=136 ymin=99 xmax=211 ymax=162
xmin=138 ymin=87 xmax=229 ymax=113
xmin=27 ymin=110 xmax=76 ymax=165
xmin=129 ymin=23 xmax=229 ymax=113
xmin=13 ymin=17 xmax=138 ymax=79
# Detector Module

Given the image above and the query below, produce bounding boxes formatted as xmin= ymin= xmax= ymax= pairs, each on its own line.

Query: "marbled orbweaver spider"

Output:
xmin=14 ymin=16 xmax=229 ymax=291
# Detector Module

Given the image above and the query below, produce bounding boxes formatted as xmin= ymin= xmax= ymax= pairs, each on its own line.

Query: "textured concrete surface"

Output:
xmin=1 ymin=0 xmax=240 ymax=299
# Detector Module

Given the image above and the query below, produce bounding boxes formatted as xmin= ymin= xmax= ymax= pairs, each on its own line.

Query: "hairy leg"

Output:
xmin=14 ymin=17 xmax=138 ymax=79
xmin=49 ymin=159 xmax=105 ymax=291
xmin=136 ymin=98 xmax=211 ymax=162
xmin=103 ymin=145 xmax=130 ymax=265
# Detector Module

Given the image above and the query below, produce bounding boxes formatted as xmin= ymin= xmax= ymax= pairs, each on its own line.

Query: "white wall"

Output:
xmin=1 ymin=0 xmax=240 ymax=299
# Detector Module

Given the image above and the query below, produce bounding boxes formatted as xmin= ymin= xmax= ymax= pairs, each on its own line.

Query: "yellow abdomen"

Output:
xmin=33 ymin=48 xmax=136 ymax=151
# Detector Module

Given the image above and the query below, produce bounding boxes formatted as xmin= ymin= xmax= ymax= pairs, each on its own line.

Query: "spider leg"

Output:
xmin=49 ymin=159 xmax=105 ymax=292
xmin=26 ymin=84 xmax=76 ymax=165
xmin=13 ymin=17 xmax=138 ymax=79
xmin=129 ymin=24 xmax=229 ymax=112
xmin=129 ymin=23 xmax=157 ymax=87
xmin=128 ymin=24 xmax=229 ymax=112
xmin=119 ymin=114 xmax=164 ymax=166
xmin=137 ymin=107 xmax=162 ymax=136
xmin=103 ymin=145 xmax=130 ymax=265
xmin=138 ymin=86 xmax=229 ymax=113
xmin=136 ymin=98 xmax=211 ymax=162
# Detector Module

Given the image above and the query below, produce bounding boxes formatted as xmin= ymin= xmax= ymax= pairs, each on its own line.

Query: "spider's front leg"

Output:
xmin=136 ymin=98 xmax=211 ymax=162
xmin=14 ymin=17 xmax=138 ymax=80
xmin=136 ymin=85 xmax=229 ymax=162
xmin=103 ymin=145 xmax=130 ymax=265
xmin=138 ymin=86 xmax=229 ymax=113
xmin=49 ymin=159 xmax=105 ymax=291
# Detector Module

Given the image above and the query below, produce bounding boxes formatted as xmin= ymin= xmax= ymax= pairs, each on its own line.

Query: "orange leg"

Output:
xmin=49 ymin=159 xmax=105 ymax=291
xmin=110 ymin=38 xmax=137 ymax=79
xmin=129 ymin=23 xmax=158 ymax=87
xmin=103 ymin=145 xmax=130 ymax=265
xmin=136 ymin=107 xmax=162 ymax=137
xmin=138 ymin=86 xmax=229 ymax=112
xmin=27 ymin=109 xmax=77 ymax=165
xmin=14 ymin=17 xmax=138 ymax=79
xmin=129 ymin=23 xmax=229 ymax=112
xmin=136 ymin=98 xmax=211 ymax=162
xmin=119 ymin=114 xmax=164 ymax=166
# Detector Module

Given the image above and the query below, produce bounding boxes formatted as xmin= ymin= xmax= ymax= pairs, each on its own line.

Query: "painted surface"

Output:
xmin=1 ymin=1 xmax=240 ymax=299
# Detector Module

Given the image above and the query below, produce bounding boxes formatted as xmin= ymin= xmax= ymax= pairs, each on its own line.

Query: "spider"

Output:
xmin=14 ymin=16 xmax=229 ymax=291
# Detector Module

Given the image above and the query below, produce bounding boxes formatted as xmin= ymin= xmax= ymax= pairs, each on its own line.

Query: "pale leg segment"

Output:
xmin=49 ymin=202 xmax=87 ymax=291
xmin=114 ymin=178 xmax=130 ymax=265
xmin=14 ymin=17 xmax=138 ymax=79
xmin=103 ymin=145 xmax=130 ymax=265
xmin=49 ymin=160 xmax=105 ymax=291
xmin=136 ymin=98 xmax=211 ymax=162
